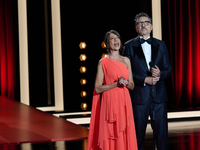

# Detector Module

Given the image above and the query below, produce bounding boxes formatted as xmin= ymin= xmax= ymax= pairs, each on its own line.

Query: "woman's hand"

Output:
xmin=117 ymin=76 xmax=128 ymax=87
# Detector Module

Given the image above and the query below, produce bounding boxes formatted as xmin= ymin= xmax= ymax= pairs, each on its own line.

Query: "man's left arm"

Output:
xmin=158 ymin=42 xmax=172 ymax=81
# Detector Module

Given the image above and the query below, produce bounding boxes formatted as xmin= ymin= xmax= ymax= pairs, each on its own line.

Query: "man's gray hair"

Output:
xmin=134 ymin=12 xmax=152 ymax=26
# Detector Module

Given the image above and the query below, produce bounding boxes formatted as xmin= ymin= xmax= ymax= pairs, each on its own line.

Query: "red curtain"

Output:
xmin=175 ymin=131 xmax=200 ymax=149
xmin=167 ymin=0 xmax=200 ymax=109
xmin=0 ymin=0 xmax=16 ymax=99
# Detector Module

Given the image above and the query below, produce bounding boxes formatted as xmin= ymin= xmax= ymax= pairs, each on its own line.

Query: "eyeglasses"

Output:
xmin=136 ymin=21 xmax=151 ymax=26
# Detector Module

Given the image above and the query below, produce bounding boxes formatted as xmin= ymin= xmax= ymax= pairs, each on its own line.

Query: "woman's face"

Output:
xmin=108 ymin=33 xmax=121 ymax=51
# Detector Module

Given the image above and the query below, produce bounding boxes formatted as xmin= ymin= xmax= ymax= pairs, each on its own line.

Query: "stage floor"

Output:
xmin=1 ymin=120 xmax=200 ymax=150
xmin=0 ymin=96 xmax=200 ymax=149
xmin=0 ymin=96 xmax=88 ymax=145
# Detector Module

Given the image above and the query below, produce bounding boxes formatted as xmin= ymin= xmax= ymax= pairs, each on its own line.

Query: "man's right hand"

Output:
xmin=144 ymin=76 xmax=160 ymax=85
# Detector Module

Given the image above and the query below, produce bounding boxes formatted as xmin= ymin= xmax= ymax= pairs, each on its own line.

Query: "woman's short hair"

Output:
xmin=104 ymin=30 xmax=123 ymax=54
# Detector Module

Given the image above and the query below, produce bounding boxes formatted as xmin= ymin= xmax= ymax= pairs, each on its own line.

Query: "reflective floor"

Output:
xmin=1 ymin=120 xmax=200 ymax=150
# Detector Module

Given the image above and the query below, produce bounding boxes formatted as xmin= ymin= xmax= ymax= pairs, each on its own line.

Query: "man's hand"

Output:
xmin=151 ymin=65 xmax=160 ymax=78
xmin=144 ymin=76 xmax=160 ymax=85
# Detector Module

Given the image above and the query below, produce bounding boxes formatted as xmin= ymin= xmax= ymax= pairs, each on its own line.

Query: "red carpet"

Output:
xmin=0 ymin=96 xmax=88 ymax=144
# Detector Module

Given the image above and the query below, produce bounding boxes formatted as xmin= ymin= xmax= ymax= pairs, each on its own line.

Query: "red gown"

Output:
xmin=87 ymin=57 xmax=138 ymax=150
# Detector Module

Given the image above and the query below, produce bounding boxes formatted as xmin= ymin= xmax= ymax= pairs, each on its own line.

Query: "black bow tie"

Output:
xmin=140 ymin=38 xmax=152 ymax=44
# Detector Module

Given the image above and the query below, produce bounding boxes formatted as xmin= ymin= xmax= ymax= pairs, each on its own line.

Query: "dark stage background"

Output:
xmin=60 ymin=0 xmax=152 ymax=111
xmin=1 ymin=0 xmax=200 ymax=112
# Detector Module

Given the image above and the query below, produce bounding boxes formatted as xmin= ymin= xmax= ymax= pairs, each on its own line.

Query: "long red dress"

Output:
xmin=87 ymin=57 xmax=137 ymax=150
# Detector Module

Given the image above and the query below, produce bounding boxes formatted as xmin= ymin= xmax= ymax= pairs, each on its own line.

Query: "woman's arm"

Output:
xmin=124 ymin=57 xmax=135 ymax=90
xmin=94 ymin=60 xmax=118 ymax=94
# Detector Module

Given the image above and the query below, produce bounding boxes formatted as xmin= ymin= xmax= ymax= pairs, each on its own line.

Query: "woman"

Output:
xmin=87 ymin=30 xmax=138 ymax=150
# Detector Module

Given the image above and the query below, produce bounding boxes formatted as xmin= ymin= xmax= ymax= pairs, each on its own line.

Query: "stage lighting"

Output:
xmin=80 ymin=66 xmax=87 ymax=73
xmin=80 ymin=78 xmax=87 ymax=85
xmin=79 ymin=54 xmax=87 ymax=61
xmin=101 ymin=53 xmax=108 ymax=58
xmin=80 ymin=90 xmax=87 ymax=97
xmin=79 ymin=42 xmax=87 ymax=49
xmin=81 ymin=102 xmax=88 ymax=110
xmin=101 ymin=41 xmax=106 ymax=49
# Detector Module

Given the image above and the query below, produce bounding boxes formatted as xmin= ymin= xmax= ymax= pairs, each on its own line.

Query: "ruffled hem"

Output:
xmin=98 ymin=124 xmax=137 ymax=150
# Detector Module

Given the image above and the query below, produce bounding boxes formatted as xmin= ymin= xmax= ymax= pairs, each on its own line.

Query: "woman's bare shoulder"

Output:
xmin=121 ymin=56 xmax=130 ymax=64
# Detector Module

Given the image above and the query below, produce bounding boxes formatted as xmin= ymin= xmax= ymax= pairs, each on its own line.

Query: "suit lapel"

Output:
xmin=151 ymin=38 xmax=159 ymax=65
xmin=132 ymin=37 xmax=160 ymax=69
xmin=132 ymin=37 xmax=148 ymax=70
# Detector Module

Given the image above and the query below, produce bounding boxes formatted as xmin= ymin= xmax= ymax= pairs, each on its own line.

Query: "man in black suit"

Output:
xmin=123 ymin=12 xmax=172 ymax=150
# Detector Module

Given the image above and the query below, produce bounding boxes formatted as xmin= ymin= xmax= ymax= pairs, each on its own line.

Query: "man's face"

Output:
xmin=135 ymin=17 xmax=153 ymax=37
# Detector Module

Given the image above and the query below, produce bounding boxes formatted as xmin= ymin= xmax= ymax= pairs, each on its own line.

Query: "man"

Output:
xmin=123 ymin=12 xmax=172 ymax=150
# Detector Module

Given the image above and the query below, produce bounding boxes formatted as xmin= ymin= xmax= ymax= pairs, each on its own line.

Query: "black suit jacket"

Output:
xmin=124 ymin=36 xmax=172 ymax=104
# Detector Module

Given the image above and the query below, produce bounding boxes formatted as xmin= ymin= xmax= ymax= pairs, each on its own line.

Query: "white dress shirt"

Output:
xmin=140 ymin=36 xmax=151 ymax=70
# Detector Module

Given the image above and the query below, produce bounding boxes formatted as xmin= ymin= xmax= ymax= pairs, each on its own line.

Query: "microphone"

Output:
xmin=149 ymin=63 xmax=156 ymax=148
xmin=147 ymin=62 xmax=154 ymax=76
xmin=149 ymin=62 xmax=155 ymax=93
xmin=149 ymin=62 xmax=154 ymax=69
